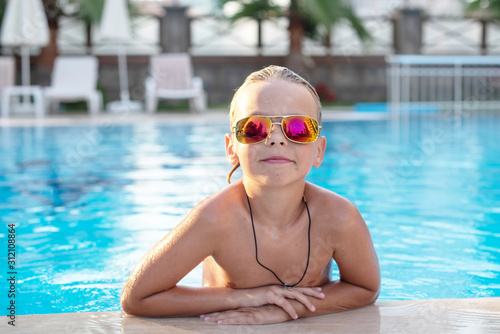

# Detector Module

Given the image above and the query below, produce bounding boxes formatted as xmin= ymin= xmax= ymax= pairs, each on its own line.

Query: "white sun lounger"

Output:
xmin=44 ymin=56 xmax=103 ymax=114
xmin=145 ymin=53 xmax=207 ymax=113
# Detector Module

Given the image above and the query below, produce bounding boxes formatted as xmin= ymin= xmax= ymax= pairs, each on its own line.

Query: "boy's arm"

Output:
xmin=201 ymin=279 xmax=378 ymax=325
xmin=120 ymin=201 xmax=225 ymax=316
xmin=202 ymin=200 xmax=380 ymax=324
xmin=120 ymin=201 xmax=324 ymax=318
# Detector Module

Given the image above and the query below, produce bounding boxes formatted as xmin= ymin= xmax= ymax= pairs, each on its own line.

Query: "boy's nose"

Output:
xmin=265 ymin=123 xmax=287 ymax=146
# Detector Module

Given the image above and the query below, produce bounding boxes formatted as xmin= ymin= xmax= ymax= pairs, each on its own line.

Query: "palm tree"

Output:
xmin=72 ymin=0 xmax=106 ymax=50
xmin=0 ymin=0 xmax=6 ymax=27
xmin=464 ymin=0 xmax=500 ymax=19
xmin=464 ymin=0 xmax=500 ymax=54
xmin=38 ymin=0 xmax=106 ymax=67
xmin=38 ymin=0 xmax=136 ymax=67
xmin=217 ymin=0 xmax=371 ymax=71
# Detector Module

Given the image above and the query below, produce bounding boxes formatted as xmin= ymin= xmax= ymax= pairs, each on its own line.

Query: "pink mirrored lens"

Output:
xmin=283 ymin=116 xmax=318 ymax=143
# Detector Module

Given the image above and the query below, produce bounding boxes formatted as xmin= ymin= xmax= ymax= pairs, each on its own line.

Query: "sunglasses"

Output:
xmin=232 ymin=115 xmax=321 ymax=144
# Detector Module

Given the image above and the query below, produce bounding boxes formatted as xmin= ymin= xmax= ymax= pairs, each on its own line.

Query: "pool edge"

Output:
xmin=0 ymin=109 xmax=388 ymax=127
xmin=4 ymin=297 xmax=499 ymax=333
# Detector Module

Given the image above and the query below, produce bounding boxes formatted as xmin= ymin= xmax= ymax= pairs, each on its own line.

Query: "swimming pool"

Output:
xmin=1 ymin=113 xmax=499 ymax=315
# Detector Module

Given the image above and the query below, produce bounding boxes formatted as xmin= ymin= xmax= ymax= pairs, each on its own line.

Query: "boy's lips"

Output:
xmin=261 ymin=156 xmax=294 ymax=164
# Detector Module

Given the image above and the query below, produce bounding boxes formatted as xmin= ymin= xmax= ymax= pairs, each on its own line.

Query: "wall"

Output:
xmin=91 ymin=55 xmax=387 ymax=105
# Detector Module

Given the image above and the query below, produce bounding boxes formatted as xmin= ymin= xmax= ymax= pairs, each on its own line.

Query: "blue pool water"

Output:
xmin=1 ymin=114 xmax=499 ymax=315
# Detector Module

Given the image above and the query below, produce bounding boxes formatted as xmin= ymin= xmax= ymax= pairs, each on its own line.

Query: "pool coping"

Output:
xmin=0 ymin=109 xmax=389 ymax=127
xmin=4 ymin=298 xmax=499 ymax=333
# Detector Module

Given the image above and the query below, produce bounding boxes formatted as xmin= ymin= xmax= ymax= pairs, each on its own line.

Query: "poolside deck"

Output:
xmin=0 ymin=108 xmax=389 ymax=127
xmin=4 ymin=298 xmax=499 ymax=333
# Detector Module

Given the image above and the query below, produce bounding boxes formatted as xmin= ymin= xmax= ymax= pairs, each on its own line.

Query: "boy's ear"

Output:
xmin=313 ymin=136 xmax=326 ymax=168
xmin=225 ymin=133 xmax=240 ymax=166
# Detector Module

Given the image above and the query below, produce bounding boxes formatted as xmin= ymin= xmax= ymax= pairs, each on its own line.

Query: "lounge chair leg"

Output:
xmin=51 ymin=101 xmax=61 ymax=113
xmin=191 ymin=94 xmax=207 ymax=113
xmin=189 ymin=98 xmax=196 ymax=112
xmin=44 ymin=98 xmax=52 ymax=114
xmin=146 ymin=95 xmax=158 ymax=113
xmin=1 ymin=89 xmax=10 ymax=117
xmin=88 ymin=97 xmax=98 ymax=115
xmin=33 ymin=89 xmax=45 ymax=118
xmin=96 ymin=92 xmax=103 ymax=113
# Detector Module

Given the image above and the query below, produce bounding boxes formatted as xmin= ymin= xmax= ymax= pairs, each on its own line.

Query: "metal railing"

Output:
xmin=7 ymin=13 xmax=500 ymax=57
xmin=56 ymin=15 xmax=161 ymax=55
xmin=422 ymin=16 xmax=483 ymax=54
xmin=387 ymin=55 xmax=500 ymax=118
xmin=189 ymin=15 xmax=394 ymax=56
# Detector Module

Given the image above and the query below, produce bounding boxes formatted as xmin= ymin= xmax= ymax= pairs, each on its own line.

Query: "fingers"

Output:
xmin=205 ymin=315 xmax=252 ymax=325
xmin=215 ymin=314 xmax=259 ymax=325
xmin=272 ymin=295 xmax=299 ymax=319
xmin=201 ymin=306 xmax=285 ymax=325
xmin=200 ymin=312 xmax=221 ymax=319
xmin=200 ymin=286 xmax=327 ymax=325
xmin=293 ymin=286 xmax=326 ymax=300
xmin=201 ymin=310 xmax=258 ymax=325
xmin=269 ymin=286 xmax=324 ymax=315
xmin=281 ymin=289 xmax=316 ymax=313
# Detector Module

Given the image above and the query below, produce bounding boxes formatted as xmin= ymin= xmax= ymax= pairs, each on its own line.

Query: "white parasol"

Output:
xmin=0 ymin=0 xmax=49 ymax=96
xmin=100 ymin=0 xmax=142 ymax=113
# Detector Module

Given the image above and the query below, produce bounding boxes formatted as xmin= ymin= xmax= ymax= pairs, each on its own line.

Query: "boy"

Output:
xmin=120 ymin=66 xmax=380 ymax=325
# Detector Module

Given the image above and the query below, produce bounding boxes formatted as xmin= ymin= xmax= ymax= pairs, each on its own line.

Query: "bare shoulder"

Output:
xmin=181 ymin=181 xmax=245 ymax=233
xmin=305 ymin=182 xmax=365 ymax=232
xmin=305 ymin=182 xmax=361 ymax=220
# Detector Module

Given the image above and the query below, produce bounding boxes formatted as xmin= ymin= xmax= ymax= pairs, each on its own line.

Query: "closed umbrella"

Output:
xmin=100 ymin=0 xmax=142 ymax=113
xmin=0 ymin=0 xmax=49 ymax=105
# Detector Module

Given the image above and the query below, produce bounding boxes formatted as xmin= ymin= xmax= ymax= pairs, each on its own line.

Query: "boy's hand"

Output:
xmin=232 ymin=285 xmax=324 ymax=320
xmin=200 ymin=304 xmax=291 ymax=325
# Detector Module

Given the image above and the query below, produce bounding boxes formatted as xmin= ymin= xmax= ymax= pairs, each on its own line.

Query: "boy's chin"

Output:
xmin=247 ymin=174 xmax=308 ymax=187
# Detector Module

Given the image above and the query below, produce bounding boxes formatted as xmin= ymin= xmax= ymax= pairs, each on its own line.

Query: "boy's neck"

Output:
xmin=242 ymin=179 xmax=307 ymax=230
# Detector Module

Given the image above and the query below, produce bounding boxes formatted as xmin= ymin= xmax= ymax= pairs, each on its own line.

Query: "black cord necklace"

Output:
xmin=246 ymin=193 xmax=311 ymax=288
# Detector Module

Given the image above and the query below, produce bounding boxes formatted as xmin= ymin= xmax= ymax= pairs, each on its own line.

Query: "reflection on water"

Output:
xmin=0 ymin=114 xmax=499 ymax=315
xmin=315 ymin=114 xmax=500 ymax=301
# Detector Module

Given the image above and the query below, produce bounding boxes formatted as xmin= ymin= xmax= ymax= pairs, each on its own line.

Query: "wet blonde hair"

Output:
xmin=229 ymin=65 xmax=322 ymax=127
xmin=227 ymin=65 xmax=322 ymax=183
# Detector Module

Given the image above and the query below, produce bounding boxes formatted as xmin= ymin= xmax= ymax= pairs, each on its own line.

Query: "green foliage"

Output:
xmin=217 ymin=0 xmax=283 ymax=21
xmin=73 ymin=0 xmax=138 ymax=25
xmin=464 ymin=0 xmax=500 ymax=19
xmin=298 ymin=0 xmax=371 ymax=42
xmin=39 ymin=0 xmax=134 ymax=24
xmin=42 ymin=0 xmax=64 ymax=21
xmin=36 ymin=0 xmax=104 ymax=23
xmin=0 ymin=0 xmax=6 ymax=28
xmin=74 ymin=0 xmax=105 ymax=24
xmin=216 ymin=0 xmax=371 ymax=43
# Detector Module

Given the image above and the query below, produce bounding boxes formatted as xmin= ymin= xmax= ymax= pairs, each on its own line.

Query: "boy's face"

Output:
xmin=225 ymin=79 xmax=326 ymax=186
